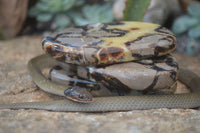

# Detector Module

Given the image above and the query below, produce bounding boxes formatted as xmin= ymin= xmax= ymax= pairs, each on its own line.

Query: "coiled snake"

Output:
xmin=0 ymin=22 xmax=200 ymax=112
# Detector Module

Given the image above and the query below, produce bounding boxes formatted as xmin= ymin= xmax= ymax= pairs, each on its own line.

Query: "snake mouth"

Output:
xmin=66 ymin=96 xmax=94 ymax=103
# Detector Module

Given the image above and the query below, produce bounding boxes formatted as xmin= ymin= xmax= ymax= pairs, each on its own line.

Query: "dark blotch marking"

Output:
xmin=125 ymin=34 xmax=176 ymax=58
xmin=100 ymin=28 xmax=129 ymax=37
xmin=74 ymin=25 xmax=89 ymax=31
xmin=151 ymin=65 xmax=166 ymax=72
xmin=125 ymin=34 xmax=155 ymax=47
xmin=78 ymin=22 xmax=128 ymax=38
xmin=74 ymin=53 xmax=82 ymax=61
xmin=99 ymin=47 xmax=124 ymax=61
xmin=170 ymin=71 xmax=177 ymax=81
xmin=154 ymin=48 xmax=159 ymax=56
xmin=49 ymin=65 xmax=62 ymax=80
xmin=165 ymin=56 xmax=179 ymax=68
xmin=90 ymin=39 xmax=104 ymax=46
xmin=91 ymin=71 xmax=131 ymax=95
xmin=155 ymin=43 xmax=172 ymax=53
xmin=132 ymin=53 xmax=154 ymax=60
xmin=45 ymin=45 xmax=56 ymax=57
xmin=154 ymin=46 xmax=169 ymax=56
xmin=145 ymin=74 xmax=159 ymax=90
xmin=132 ymin=53 xmax=143 ymax=58
xmin=155 ymin=26 xmax=172 ymax=35
xmin=104 ymin=22 xmax=125 ymax=26
xmin=130 ymin=28 xmax=139 ymax=30
xmin=55 ymin=33 xmax=81 ymax=39
xmin=68 ymin=80 xmax=75 ymax=86
xmin=54 ymin=54 xmax=66 ymax=62
xmin=50 ymin=65 xmax=62 ymax=71
xmin=108 ymin=47 xmax=124 ymax=57
xmin=99 ymin=49 xmax=107 ymax=61
xmin=154 ymin=37 xmax=176 ymax=56
xmin=43 ymin=37 xmax=67 ymax=62
xmin=100 ymin=23 xmax=129 ymax=37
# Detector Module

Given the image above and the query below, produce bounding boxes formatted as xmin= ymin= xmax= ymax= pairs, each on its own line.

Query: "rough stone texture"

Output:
xmin=0 ymin=109 xmax=200 ymax=133
xmin=0 ymin=36 xmax=200 ymax=133
xmin=0 ymin=0 xmax=28 ymax=39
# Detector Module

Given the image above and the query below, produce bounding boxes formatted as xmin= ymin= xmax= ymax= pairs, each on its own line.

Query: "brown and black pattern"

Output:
xmin=49 ymin=65 xmax=125 ymax=96
xmin=49 ymin=66 xmax=103 ymax=91
xmin=155 ymin=26 xmax=174 ymax=35
xmin=54 ymin=22 xmax=128 ymax=45
xmin=85 ymin=54 xmax=178 ymax=93
xmin=42 ymin=22 xmax=130 ymax=65
xmin=42 ymin=21 xmax=178 ymax=95
xmin=42 ymin=22 xmax=176 ymax=66
xmin=125 ymin=33 xmax=176 ymax=60
xmin=49 ymin=53 xmax=178 ymax=95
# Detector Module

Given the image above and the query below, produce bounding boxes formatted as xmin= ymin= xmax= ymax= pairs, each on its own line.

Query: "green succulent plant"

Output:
xmin=172 ymin=4 xmax=200 ymax=55
xmin=28 ymin=0 xmax=114 ymax=31
xmin=70 ymin=4 xmax=114 ymax=25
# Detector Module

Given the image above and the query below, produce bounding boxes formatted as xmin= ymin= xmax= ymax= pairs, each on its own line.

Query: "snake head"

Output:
xmin=64 ymin=87 xmax=93 ymax=103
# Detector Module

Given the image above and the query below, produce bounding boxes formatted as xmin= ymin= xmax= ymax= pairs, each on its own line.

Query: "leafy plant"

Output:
xmin=123 ymin=0 xmax=151 ymax=21
xmin=71 ymin=4 xmax=113 ymax=25
xmin=29 ymin=0 xmax=114 ymax=31
xmin=172 ymin=4 xmax=200 ymax=55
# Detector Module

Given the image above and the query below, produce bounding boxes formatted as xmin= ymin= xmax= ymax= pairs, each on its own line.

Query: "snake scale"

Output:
xmin=0 ymin=22 xmax=200 ymax=112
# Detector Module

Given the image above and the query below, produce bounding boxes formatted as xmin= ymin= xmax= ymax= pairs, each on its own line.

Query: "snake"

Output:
xmin=0 ymin=22 xmax=200 ymax=112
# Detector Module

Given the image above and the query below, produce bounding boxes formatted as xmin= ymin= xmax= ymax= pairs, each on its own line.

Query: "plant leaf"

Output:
xmin=123 ymin=0 xmax=151 ymax=21
xmin=186 ymin=39 xmax=199 ymax=55
xmin=62 ymin=0 xmax=76 ymax=12
xmin=172 ymin=15 xmax=198 ymax=35
xmin=36 ymin=13 xmax=53 ymax=22
xmin=82 ymin=4 xmax=114 ymax=24
xmin=188 ymin=25 xmax=200 ymax=39
xmin=188 ymin=5 xmax=200 ymax=18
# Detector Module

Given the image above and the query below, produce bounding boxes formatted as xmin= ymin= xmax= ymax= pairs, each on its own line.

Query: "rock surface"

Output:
xmin=0 ymin=0 xmax=28 ymax=39
xmin=0 ymin=36 xmax=200 ymax=133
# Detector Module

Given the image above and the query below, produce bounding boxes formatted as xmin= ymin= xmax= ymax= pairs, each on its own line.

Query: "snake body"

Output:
xmin=0 ymin=55 xmax=200 ymax=112
xmin=1 ymin=22 xmax=200 ymax=112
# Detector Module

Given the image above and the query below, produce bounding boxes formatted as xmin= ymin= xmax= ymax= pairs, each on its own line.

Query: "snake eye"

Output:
xmin=79 ymin=94 xmax=84 ymax=99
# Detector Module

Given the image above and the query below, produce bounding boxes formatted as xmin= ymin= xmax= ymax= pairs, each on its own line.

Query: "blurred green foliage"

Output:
xmin=123 ymin=0 xmax=150 ymax=21
xmin=29 ymin=0 xmax=114 ymax=31
xmin=70 ymin=4 xmax=113 ymax=25
xmin=172 ymin=4 xmax=200 ymax=55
